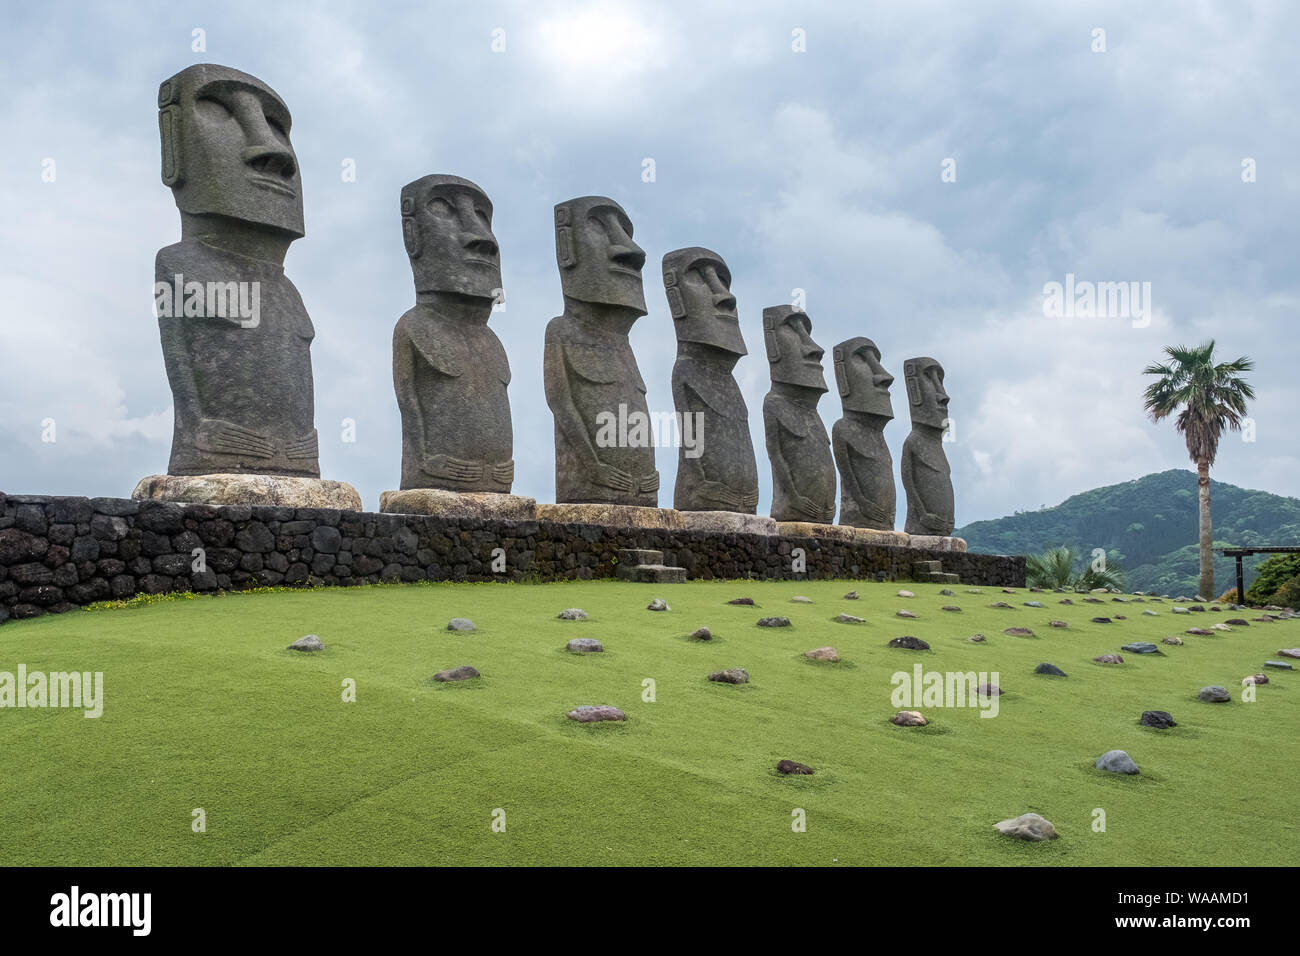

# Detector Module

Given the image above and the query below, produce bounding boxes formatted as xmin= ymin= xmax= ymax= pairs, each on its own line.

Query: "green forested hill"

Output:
xmin=956 ymin=469 xmax=1300 ymax=596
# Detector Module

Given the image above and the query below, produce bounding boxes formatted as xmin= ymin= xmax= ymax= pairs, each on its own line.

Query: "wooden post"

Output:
xmin=1236 ymin=555 xmax=1245 ymax=605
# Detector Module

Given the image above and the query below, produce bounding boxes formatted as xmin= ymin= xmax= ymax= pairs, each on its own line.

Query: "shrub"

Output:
xmin=1244 ymin=553 xmax=1300 ymax=605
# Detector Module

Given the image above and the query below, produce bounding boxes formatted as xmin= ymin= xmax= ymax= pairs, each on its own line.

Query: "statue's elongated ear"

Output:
xmin=401 ymin=196 xmax=421 ymax=258
xmin=905 ymin=361 xmax=922 ymax=405
xmin=663 ymin=269 xmax=685 ymax=318
xmin=834 ymin=345 xmax=850 ymax=396
xmin=158 ymin=80 xmax=183 ymax=188
xmin=555 ymin=206 xmax=576 ymax=268
xmin=763 ymin=313 xmax=781 ymax=363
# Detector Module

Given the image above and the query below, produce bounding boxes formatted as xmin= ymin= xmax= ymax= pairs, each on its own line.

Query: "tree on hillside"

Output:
xmin=1142 ymin=341 xmax=1254 ymax=600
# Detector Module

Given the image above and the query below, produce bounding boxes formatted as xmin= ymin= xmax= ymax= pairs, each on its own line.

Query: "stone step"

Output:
xmin=617 ymin=563 xmax=687 ymax=584
xmin=913 ymin=560 xmax=942 ymax=574
xmin=618 ymin=548 xmax=664 ymax=566
xmin=928 ymin=571 xmax=961 ymax=584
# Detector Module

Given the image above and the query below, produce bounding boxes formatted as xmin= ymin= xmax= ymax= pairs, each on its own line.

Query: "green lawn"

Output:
xmin=1 ymin=579 xmax=1296 ymax=866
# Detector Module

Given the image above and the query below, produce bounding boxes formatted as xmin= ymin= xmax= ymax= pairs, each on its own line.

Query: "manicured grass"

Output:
xmin=1 ymin=580 xmax=1296 ymax=866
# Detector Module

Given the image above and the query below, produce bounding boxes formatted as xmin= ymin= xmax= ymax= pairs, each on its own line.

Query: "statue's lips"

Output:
xmin=248 ymin=175 xmax=296 ymax=198
xmin=714 ymin=313 xmax=738 ymax=322
xmin=463 ymin=257 xmax=498 ymax=268
xmin=607 ymin=265 xmax=642 ymax=278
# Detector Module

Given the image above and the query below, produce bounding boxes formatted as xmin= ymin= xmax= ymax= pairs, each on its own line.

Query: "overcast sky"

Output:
xmin=1 ymin=0 xmax=1296 ymax=527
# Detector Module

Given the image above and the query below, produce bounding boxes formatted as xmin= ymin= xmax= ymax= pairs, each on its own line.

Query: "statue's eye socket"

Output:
xmin=194 ymin=96 xmax=232 ymax=122
xmin=267 ymin=116 xmax=288 ymax=138
xmin=475 ymin=207 xmax=490 ymax=224
xmin=427 ymin=197 xmax=455 ymax=218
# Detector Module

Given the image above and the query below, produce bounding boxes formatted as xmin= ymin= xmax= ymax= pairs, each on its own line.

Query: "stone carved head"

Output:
xmin=662 ymin=247 xmax=746 ymax=356
xmin=554 ymin=196 xmax=647 ymax=313
xmin=158 ymin=63 xmax=304 ymax=237
xmin=904 ymin=356 xmax=949 ymax=429
xmin=763 ymin=306 xmax=828 ymax=392
xmin=401 ymin=174 xmax=501 ymax=299
xmin=834 ymin=337 xmax=894 ymax=419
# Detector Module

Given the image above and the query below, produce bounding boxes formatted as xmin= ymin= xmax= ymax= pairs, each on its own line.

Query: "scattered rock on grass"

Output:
xmin=834 ymin=613 xmax=865 ymax=624
xmin=1024 ymin=601 xmax=1043 ymax=608
xmin=1094 ymin=654 xmax=1124 ymax=664
xmin=977 ymin=682 xmax=1003 ymax=696
xmin=689 ymin=627 xmax=712 ymax=641
xmin=969 ymin=634 xmax=987 ymax=643
xmin=889 ymin=635 xmax=930 ymax=650
xmin=891 ymin=710 xmax=927 ymax=726
xmin=1243 ymin=674 xmax=1268 ymax=685
xmin=994 ymin=813 xmax=1057 ymax=841
xmin=566 ymin=638 xmax=604 ymax=653
xmin=942 ymin=605 xmax=963 ymax=612
xmin=777 ymin=759 xmax=815 ymax=775
xmin=447 ymin=618 xmax=476 ymax=631
xmin=557 ymin=608 xmax=588 ymax=620
xmin=728 ymin=597 xmax=755 ymax=606
xmin=758 ymin=616 xmax=791 ymax=628
xmin=568 ymin=705 xmax=626 ymax=723
xmin=1264 ymin=660 xmax=1294 ymax=670
xmin=1122 ymin=642 xmax=1159 ymax=654
xmin=990 ymin=601 xmax=1014 ymax=609
xmin=843 ymin=590 xmax=860 ymax=600
xmin=897 ymin=609 xmax=918 ymax=619
xmin=791 ymin=595 xmax=813 ymax=604
xmin=1278 ymin=648 xmax=1300 ymax=659
xmin=1198 ymin=686 xmax=1230 ymax=703
xmin=433 ymin=665 xmax=480 ymax=682
xmin=1186 ymin=627 xmax=1212 ymax=636
xmin=1091 ymin=617 xmax=1113 ymax=624
xmin=709 ymin=667 xmax=750 ymax=684
xmin=1004 ymin=627 xmax=1035 ymax=637
xmin=1161 ymin=636 xmax=1183 ymax=646
xmin=647 ymin=598 xmax=670 ymax=612
xmin=1049 ymin=620 xmax=1068 ymax=628
xmin=1140 ymin=710 xmax=1176 ymax=729
xmin=1035 ymin=662 xmax=1067 ymax=676
xmin=897 ymin=589 xmax=915 ymax=598
xmin=804 ymin=646 xmax=839 ymax=662
xmin=1096 ymin=750 xmax=1140 ymax=775
xmin=288 ymin=634 xmax=324 ymax=652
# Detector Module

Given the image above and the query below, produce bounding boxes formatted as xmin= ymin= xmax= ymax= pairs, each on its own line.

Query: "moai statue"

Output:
xmin=392 ymin=175 xmax=513 ymax=493
xmin=762 ymin=306 xmax=836 ymax=523
xmin=663 ymin=247 xmax=758 ymax=513
xmin=544 ymin=196 xmax=659 ymax=506
xmin=152 ymin=64 xmax=319 ymax=477
xmin=832 ymin=337 xmax=896 ymax=529
xmin=900 ymin=356 xmax=955 ymax=536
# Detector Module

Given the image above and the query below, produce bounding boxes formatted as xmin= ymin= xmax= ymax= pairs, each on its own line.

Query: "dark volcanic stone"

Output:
xmin=888 ymin=635 xmax=930 ymax=650
xmin=1035 ymin=662 xmax=1067 ymax=677
xmin=757 ymin=616 xmax=790 ymax=628
xmin=433 ymin=665 xmax=480 ymax=682
xmin=708 ymin=667 xmax=750 ymax=684
xmin=1140 ymin=710 xmax=1176 ymax=729
xmin=777 ymin=759 xmax=815 ymax=775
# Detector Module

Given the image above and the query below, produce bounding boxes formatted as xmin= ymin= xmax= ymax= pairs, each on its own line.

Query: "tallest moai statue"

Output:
xmin=136 ymin=63 xmax=359 ymax=508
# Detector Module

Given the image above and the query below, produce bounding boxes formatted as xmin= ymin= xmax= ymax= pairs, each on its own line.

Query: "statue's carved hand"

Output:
xmin=639 ymin=471 xmax=660 ymax=494
xmin=594 ymin=463 xmax=636 ymax=493
xmin=491 ymin=461 xmax=515 ymax=485
xmin=704 ymin=481 xmax=741 ymax=510
xmin=422 ymin=455 xmax=484 ymax=482
xmin=793 ymin=495 xmax=833 ymax=522
xmin=740 ymin=488 xmax=760 ymax=511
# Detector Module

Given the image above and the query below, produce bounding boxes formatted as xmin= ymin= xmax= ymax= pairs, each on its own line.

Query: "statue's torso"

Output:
xmin=764 ymin=391 xmax=835 ymax=522
xmin=156 ymin=239 xmax=318 ymax=477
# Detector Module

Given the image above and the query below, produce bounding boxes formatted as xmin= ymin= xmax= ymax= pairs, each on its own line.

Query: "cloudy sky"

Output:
xmin=1 ymin=0 xmax=1296 ymax=527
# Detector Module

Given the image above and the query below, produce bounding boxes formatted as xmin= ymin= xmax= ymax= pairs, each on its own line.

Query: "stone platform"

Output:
xmin=0 ymin=490 xmax=1021 ymax=625
xmin=535 ymin=502 xmax=686 ymax=529
xmin=133 ymin=474 xmax=362 ymax=511
xmin=380 ymin=488 xmax=537 ymax=521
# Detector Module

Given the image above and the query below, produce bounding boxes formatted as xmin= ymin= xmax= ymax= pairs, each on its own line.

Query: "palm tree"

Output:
xmin=1142 ymin=341 xmax=1254 ymax=600
xmin=1025 ymin=545 xmax=1125 ymax=591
